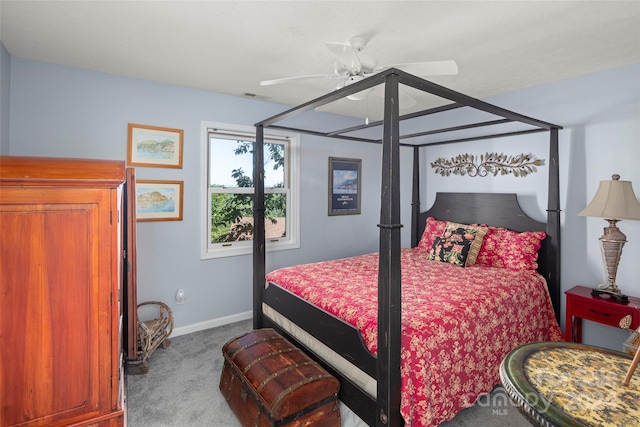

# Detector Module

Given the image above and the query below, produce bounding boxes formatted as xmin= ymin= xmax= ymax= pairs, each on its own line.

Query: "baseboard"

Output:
xmin=171 ymin=310 xmax=253 ymax=337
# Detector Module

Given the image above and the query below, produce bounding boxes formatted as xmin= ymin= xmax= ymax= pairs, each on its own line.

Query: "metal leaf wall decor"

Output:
xmin=431 ymin=153 xmax=543 ymax=177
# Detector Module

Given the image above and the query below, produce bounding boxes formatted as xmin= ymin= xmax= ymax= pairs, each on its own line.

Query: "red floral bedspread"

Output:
xmin=266 ymin=248 xmax=563 ymax=426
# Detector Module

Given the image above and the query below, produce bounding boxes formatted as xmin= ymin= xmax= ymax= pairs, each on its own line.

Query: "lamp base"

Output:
xmin=591 ymin=287 xmax=629 ymax=302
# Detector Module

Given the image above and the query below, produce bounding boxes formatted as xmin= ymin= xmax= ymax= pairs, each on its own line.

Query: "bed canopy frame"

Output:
xmin=252 ymin=68 xmax=562 ymax=427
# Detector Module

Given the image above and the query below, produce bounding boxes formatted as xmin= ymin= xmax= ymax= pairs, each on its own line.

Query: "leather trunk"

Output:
xmin=219 ymin=328 xmax=341 ymax=427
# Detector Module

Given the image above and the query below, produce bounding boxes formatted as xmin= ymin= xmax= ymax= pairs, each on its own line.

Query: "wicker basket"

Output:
xmin=127 ymin=301 xmax=174 ymax=374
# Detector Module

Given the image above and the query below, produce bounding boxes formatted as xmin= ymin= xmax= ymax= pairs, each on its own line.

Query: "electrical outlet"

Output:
xmin=175 ymin=288 xmax=186 ymax=304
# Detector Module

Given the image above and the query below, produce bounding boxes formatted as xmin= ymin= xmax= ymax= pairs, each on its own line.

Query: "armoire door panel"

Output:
xmin=1 ymin=197 xmax=108 ymax=426
xmin=44 ymin=209 xmax=97 ymax=417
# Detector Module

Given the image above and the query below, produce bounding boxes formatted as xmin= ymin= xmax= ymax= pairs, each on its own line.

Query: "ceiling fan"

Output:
xmin=260 ymin=37 xmax=458 ymax=104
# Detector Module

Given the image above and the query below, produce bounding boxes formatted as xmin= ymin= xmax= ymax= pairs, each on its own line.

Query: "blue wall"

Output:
xmin=6 ymin=55 xmax=413 ymax=335
xmin=5 ymin=49 xmax=640 ymax=349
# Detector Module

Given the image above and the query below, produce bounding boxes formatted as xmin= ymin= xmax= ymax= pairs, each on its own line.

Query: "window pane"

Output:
xmin=210 ymin=193 xmax=253 ymax=243
xmin=265 ymin=193 xmax=286 ymax=239
xmin=209 ymin=138 xmax=254 ymax=188
xmin=210 ymin=192 xmax=286 ymax=243
xmin=209 ymin=136 xmax=285 ymax=189
xmin=264 ymin=143 xmax=285 ymax=189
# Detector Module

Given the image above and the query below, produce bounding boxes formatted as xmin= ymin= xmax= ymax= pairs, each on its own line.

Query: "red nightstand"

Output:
xmin=565 ymin=286 xmax=640 ymax=342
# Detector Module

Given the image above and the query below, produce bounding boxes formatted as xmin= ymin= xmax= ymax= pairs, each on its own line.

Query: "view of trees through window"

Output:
xmin=209 ymin=138 xmax=287 ymax=244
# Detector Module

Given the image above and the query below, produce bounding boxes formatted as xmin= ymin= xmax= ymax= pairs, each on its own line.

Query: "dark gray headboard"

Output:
xmin=417 ymin=192 xmax=558 ymax=318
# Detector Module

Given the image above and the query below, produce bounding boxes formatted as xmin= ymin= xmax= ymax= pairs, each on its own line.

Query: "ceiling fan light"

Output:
xmin=344 ymin=75 xmax=371 ymax=101
xmin=347 ymin=90 xmax=370 ymax=101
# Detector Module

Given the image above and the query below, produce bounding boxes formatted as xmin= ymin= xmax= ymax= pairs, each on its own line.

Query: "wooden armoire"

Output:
xmin=0 ymin=156 xmax=127 ymax=427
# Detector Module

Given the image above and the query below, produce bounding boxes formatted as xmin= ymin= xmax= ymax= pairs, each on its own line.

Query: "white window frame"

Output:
xmin=200 ymin=121 xmax=300 ymax=259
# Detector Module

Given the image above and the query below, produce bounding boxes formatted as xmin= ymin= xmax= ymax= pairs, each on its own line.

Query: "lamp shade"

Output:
xmin=579 ymin=174 xmax=640 ymax=220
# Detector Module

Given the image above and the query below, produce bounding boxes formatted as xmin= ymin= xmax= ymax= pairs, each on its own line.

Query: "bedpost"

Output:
xmin=253 ymin=125 xmax=266 ymax=330
xmin=411 ymin=145 xmax=421 ymax=248
xmin=547 ymin=127 xmax=561 ymax=323
xmin=377 ymin=72 xmax=402 ymax=427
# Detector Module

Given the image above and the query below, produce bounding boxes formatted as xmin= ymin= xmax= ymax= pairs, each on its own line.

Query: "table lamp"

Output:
xmin=579 ymin=174 xmax=640 ymax=302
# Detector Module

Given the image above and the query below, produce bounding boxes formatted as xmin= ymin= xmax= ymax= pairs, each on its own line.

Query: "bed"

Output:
xmin=251 ymin=68 xmax=563 ymax=426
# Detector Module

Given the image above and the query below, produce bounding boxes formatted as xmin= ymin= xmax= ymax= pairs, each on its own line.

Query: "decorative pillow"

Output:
xmin=427 ymin=222 xmax=488 ymax=267
xmin=475 ymin=227 xmax=546 ymax=270
xmin=417 ymin=217 xmax=448 ymax=251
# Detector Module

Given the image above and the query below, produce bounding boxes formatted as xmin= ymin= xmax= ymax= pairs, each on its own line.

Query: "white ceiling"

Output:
xmin=1 ymin=1 xmax=639 ymax=119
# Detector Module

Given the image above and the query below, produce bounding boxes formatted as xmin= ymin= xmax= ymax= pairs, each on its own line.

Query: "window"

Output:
xmin=201 ymin=121 xmax=299 ymax=258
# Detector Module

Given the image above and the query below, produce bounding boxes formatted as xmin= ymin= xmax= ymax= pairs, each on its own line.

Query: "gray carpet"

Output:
xmin=127 ymin=319 xmax=532 ymax=426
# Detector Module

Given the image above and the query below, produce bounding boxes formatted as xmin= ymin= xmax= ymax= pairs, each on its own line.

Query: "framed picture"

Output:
xmin=128 ymin=123 xmax=184 ymax=169
xmin=136 ymin=180 xmax=184 ymax=222
xmin=328 ymin=157 xmax=361 ymax=216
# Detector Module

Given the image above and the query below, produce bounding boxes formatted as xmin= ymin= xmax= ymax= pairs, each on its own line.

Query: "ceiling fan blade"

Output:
xmin=325 ymin=41 xmax=361 ymax=70
xmin=399 ymin=88 xmax=418 ymax=109
xmin=260 ymin=74 xmax=339 ymax=86
xmin=375 ymin=60 xmax=458 ymax=76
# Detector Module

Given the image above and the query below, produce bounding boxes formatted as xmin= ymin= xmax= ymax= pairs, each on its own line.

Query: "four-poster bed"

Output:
xmin=252 ymin=68 xmax=563 ymax=426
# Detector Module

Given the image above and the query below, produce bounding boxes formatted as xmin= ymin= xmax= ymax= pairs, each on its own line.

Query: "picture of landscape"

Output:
xmin=128 ymin=123 xmax=184 ymax=168
xmin=135 ymin=180 xmax=183 ymax=222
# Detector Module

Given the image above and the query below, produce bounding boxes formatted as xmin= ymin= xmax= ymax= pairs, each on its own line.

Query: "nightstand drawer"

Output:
xmin=570 ymin=298 xmax=636 ymax=327
xmin=565 ymin=286 xmax=640 ymax=343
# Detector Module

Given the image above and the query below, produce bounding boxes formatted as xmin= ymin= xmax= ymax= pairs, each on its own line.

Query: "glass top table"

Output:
xmin=500 ymin=341 xmax=640 ymax=427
